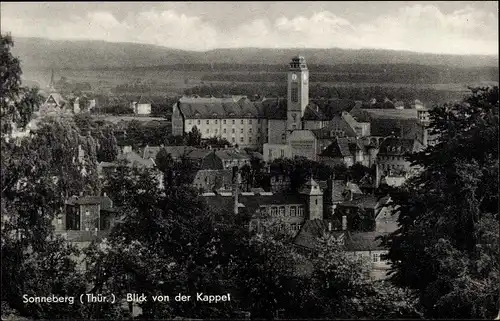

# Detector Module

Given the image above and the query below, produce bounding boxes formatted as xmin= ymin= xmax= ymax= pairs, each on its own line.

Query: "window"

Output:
xmin=249 ymin=128 xmax=253 ymax=133
xmin=188 ymin=120 xmax=192 ymax=125
xmin=223 ymin=120 xmax=226 ymax=124
xmin=240 ymin=128 xmax=244 ymax=134
xmin=241 ymin=119 xmax=244 ymax=124
xmin=291 ymin=88 xmax=298 ymax=103
xmin=315 ymin=199 xmax=318 ymax=205
xmin=298 ymin=207 xmax=304 ymax=217
xmin=197 ymin=120 xmax=201 ymax=125
xmin=372 ymin=253 xmax=380 ymax=263
xmin=291 ymin=223 xmax=296 ymax=231
xmin=281 ymin=133 xmax=286 ymax=140
xmin=206 ymin=120 xmax=209 ymax=124
xmin=232 ymin=128 xmax=235 ymax=133
xmin=85 ymin=210 xmax=90 ymax=216
xmin=257 ymin=119 xmax=260 ymax=124
xmin=290 ymin=206 xmax=296 ymax=216
xmin=206 ymin=129 xmax=209 ymax=134
xmin=240 ymin=137 xmax=244 ymax=143
xmin=280 ymin=149 xmax=285 ymax=158
xmin=232 ymin=120 xmax=235 ymax=125
xmin=215 ymin=119 xmax=218 ymax=124
xmin=271 ymin=207 xmax=278 ymax=216
xmin=292 ymin=124 xmax=296 ymax=129
xmin=215 ymin=129 xmax=218 ymax=134
xmin=223 ymin=128 xmax=227 ymax=134
xmin=232 ymin=137 xmax=235 ymax=143
xmin=279 ymin=206 xmax=285 ymax=216
xmin=249 ymin=119 xmax=252 ymax=124
xmin=297 ymin=223 xmax=302 ymax=230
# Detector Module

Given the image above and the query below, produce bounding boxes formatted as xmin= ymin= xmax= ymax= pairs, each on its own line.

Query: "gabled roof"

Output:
xmin=294 ymin=225 xmax=389 ymax=252
xmin=192 ymin=169 xmax=232 ymax=186
xmin=44 ymin=92 xmax=67 ymax=107
xmin=215 ymin=149 xmax=251 ymax=161
xmin=299 ymin=177 xmax=323 ymax=196
xmin=339 ymin=194 xmax=390 ymax=210
xmin=370 ymin=118 xmax=419 ymax=138
xmin=117 ymin=151 xmax=156 ymax=168
xmin=303 ymin=99 xmax=358 ymax=121
xmin=344 ymin=231 xmax=388 ymax=251
xmin=293 ymin=219 xmax=343 ymax=249
xmin=201 ymin=152 xmax=224 ymax=170
xmin=137 ymin=95 xmax=153 ymax=105
xmin=319 ymin=137 xmax=362 ymax=158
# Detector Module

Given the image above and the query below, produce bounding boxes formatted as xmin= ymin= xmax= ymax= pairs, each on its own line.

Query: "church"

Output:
xmin=171 ymin=56 xmax=365 ymax=157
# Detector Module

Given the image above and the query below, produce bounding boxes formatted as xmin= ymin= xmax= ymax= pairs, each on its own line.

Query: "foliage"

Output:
xmin=1 ymin=114 xmax=103 ymax=319
xmin=383 ymin=87 xmax=499 ymax=318
xmin=186 ymin=126 xmax=202 ymax=147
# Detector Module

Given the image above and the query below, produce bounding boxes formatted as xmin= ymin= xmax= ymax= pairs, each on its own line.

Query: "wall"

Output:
xmin=267 ymin=119 xmax=287 ymax=145
xmin=377 ymin=154 xmax=411 ymax=173
xmin=352 ymin=250 xmax=391 ymax=280
xmin=136 ymin=103 xmax=151 ymax=115
xmin=80 ymin=204 xmax=100 ymax=231
xmin=184 ymin=117 xmax=264 ymax=148
xmin=288 ymin=130 xmax=319 ymax=161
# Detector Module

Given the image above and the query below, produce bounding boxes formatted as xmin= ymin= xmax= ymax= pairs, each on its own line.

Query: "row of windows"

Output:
xmin=189 ymin=119 xmax=261 ymax=125
xmin=269 ymin=205 xmax=304 ymax=217
xmin=275 ymin=223 xmax=302 ymax=232
xmin=204 ymin=128 xmax=257 ymax=134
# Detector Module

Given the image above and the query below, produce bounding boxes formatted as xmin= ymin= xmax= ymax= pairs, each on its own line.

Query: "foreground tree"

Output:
xmin=383 ymin=87 xmax=499 ymax=318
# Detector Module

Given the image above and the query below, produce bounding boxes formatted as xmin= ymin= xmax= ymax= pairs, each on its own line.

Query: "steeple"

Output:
xmin=48 ymin=69 xmax=56 ymax=92
xmin=287 ymin=56 xmax=309 ymax=132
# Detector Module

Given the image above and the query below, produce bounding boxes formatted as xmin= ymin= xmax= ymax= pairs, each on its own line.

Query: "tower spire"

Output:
xmin=49 ymin=69 xmax=55 ymax=92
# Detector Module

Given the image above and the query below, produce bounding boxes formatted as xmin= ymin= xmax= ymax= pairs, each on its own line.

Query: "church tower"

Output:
xmin=287 ymin=56 xmax=309 ymax=131
xmin=300 ymin=176 xmax=323 ymax=220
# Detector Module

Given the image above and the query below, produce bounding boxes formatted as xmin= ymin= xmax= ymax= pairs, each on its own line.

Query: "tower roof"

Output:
xmin=300 ymin=177 xmax=323 ymax=196
xmin=289 ymin=56 xmax=307 ymax=70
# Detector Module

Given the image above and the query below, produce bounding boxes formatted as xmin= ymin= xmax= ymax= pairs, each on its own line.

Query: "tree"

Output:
xmin=1 ymin=114 xmax=103 ymax=319
xmin=186 ymin=126 xmax=202 ymax=146
xmin=383 ymin=87 xmax=499 ymax=318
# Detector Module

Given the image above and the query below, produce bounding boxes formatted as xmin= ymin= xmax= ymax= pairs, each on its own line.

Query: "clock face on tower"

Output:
xmin=291 ymin=73 xmax=297 ymax=81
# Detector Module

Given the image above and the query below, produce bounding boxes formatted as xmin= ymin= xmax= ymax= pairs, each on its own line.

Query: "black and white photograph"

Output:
xmin=1 ymin=1 xmax=499 ymax=320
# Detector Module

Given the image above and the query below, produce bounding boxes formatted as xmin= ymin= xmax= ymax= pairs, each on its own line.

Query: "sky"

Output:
xmin=1 ymin=1 xmax=498 ymax=55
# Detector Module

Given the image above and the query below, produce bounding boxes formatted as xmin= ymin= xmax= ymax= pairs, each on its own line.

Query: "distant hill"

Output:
xmin=11 ymin=37 xmax=499 ymax=70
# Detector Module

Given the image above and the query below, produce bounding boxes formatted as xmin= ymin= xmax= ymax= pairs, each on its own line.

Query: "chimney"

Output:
xmin=328 ymin=222 xmax=332 ymax=232
xmin=342 ymin=215 xmax=347 ymax=231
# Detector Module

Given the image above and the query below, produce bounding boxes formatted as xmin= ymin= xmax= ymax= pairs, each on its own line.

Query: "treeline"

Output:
xmin=201 ymin=68 xmax=499 ymax=84
xmin=90 ymin=94 xmax=177 ymax=117
xmin=107 ymin=63 xmax=499 ymax=81
xmin=184 ymin=83 xmax=465 ymax=105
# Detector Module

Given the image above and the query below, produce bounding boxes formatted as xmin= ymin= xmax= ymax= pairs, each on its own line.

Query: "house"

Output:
xmin=192 ymin=169 xmax=234 ymax=193
xmin=293 ymin=219 xmax=394 ymax=280
xmin=132 ymin=96 xmax=152 ymax=115
xmin=98 ymin=149 xmax=163 ymax=189
xmin=318 ymin=137 xmax=371 ymax=167
xmin=376 ymin=138 xmax=423 ymax=175
xmin=53 ymin=194 xmax=117 ymax=247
